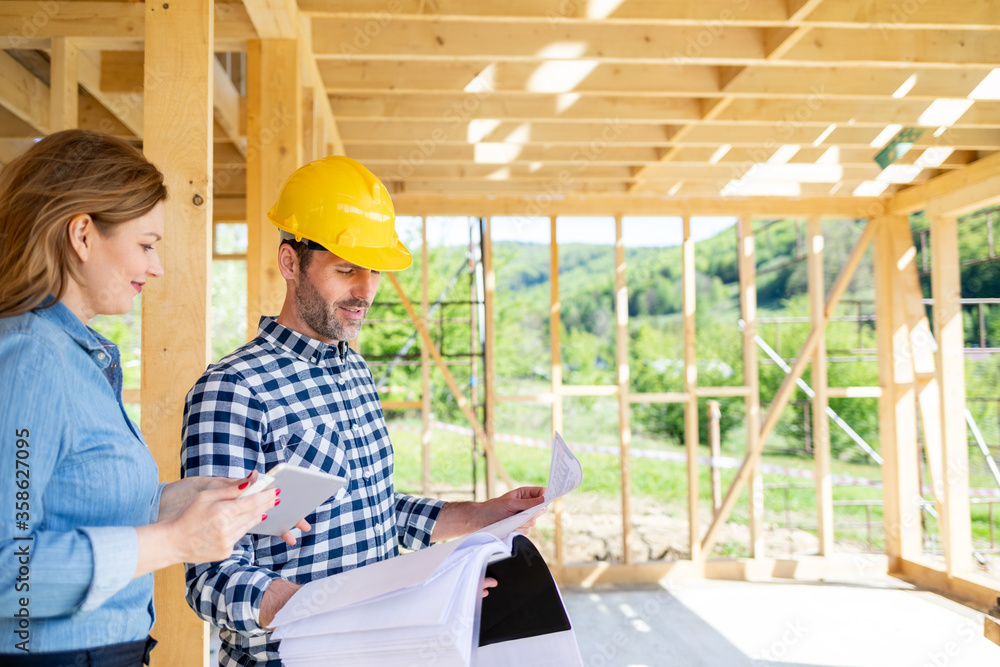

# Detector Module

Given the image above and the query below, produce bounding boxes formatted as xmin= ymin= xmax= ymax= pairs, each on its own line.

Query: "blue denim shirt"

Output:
xmin=0 ymin=300 xmax=163 ymax=653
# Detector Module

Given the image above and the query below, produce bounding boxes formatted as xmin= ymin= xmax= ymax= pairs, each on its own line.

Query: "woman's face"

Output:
xmin=76 ymin=201 xmax=165 ymax=318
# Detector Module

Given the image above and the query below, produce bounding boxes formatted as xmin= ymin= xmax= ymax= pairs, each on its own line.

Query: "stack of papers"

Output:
xmin=270 ymin=432 xmax=584 ymax=667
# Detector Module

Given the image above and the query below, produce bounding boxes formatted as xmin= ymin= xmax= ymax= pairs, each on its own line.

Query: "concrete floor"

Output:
xmin=563 ymin=577 xmax=1000 ymax=667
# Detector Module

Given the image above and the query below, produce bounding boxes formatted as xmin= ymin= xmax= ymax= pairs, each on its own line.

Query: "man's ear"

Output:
xmin=277 ymin=242 xmax=299 ymax=281
xmin=66 ymin=214 xmax=95 ymax=263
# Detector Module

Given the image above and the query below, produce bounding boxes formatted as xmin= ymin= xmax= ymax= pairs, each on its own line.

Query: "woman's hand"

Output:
xmin=158 ymin=474 xmax=246 ymax=524
xmin=164 ymin=477 xmax=280 ymax=564
xmin=135 ymin=475 xmax=280 ymax=577
xmin=160 ymin=473 xmax=311 ymax=546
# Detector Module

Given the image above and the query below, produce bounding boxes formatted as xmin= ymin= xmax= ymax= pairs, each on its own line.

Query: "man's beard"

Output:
xmin=295 ymin=272 xmax=369 ymax=342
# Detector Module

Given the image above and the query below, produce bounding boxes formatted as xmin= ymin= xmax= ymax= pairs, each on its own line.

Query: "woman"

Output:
xmin=0 ymin=130 xmax=300 ymax=666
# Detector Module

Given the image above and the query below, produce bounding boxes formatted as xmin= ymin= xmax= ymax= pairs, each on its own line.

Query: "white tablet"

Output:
xmin=239 ymin=463 xmax=348 ymax=537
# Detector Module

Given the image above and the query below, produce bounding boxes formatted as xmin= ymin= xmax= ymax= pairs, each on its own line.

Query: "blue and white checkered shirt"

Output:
xmin=181 ymin=316 xmax=444 ymax=667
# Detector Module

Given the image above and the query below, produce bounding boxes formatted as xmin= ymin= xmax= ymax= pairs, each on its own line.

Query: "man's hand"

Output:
xmin=260 ymin=578 xmax=302 ymax=630
xmin=431 ymin=486 xmax=546 ymax=542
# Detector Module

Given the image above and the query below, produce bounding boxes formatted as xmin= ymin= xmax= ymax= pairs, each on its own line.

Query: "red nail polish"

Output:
xmin=261 ymin=514 xmax=267 ymax=521
xmin=274 ymin=498 xmax=281 ymax=507
xmin=275 ymin=488 xmax=281 ymax=496
xmin=238 ymin=482 xmax=249 ymax=490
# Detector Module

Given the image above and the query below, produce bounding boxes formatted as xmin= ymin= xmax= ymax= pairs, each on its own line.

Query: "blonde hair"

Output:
xmin=0 ymin=129 xmax=167 ymax=317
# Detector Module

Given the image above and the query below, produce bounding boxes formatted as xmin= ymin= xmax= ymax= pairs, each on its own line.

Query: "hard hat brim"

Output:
xmin=321 ymin=239 xmax=413 ymax=272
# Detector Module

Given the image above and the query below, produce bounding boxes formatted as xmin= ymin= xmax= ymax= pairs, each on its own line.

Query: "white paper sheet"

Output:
xmin=481 ymin=431 xmax=582 ymax=541
xmin=272 ymin=432 xmax=584 ymax=666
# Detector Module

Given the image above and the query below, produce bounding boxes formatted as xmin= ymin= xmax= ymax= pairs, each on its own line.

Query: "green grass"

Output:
xmin=388 ymin=419 xmax=1000 ymax=556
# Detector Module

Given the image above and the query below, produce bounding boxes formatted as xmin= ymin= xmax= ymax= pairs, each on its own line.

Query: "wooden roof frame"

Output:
xmin=1 ymin=0 xmax=999 ymax=662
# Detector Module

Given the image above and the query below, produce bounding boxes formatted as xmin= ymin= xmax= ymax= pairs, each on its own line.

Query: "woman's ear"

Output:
xmin=66 ymin=214 xmax=94 ymax=263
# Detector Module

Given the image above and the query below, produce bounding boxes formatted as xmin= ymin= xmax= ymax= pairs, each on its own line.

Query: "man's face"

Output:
xmin=294 ymin=251 xmax=381 ymax=344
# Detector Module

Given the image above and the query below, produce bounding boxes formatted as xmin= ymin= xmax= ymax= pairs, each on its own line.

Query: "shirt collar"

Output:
xmin=34 ymin=298 xmax=113 ymax=354
xmin=256 ymin=316 xmax=349 ymax=366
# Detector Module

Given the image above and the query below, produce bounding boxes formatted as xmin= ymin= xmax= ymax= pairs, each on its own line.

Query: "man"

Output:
xmin=181 ymin=156 xmax=543 ymax=667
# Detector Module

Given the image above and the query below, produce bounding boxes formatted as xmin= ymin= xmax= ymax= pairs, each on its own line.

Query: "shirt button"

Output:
xmin=97 ymin=352 xmax=106 ymax=360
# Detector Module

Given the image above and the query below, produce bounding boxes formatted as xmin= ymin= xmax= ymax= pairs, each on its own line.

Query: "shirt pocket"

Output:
xmin=277 ymin=423 xmax=352 ymax=505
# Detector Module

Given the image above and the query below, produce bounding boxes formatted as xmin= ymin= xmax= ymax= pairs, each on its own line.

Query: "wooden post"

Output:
xmin=142 ymin=1 xmax=213 ymax=664
xmin=708 ymin=400 xmax=722 ymax=515
xmin=468 ymin=218 xmax=480 ymax=497
xmin=49 ymin=37 xmax=77 ymax=131
xmin=301 ymin=85 xmax=315 ymax=164
xmin=929 ymin=211 xmax=973 ymax=576
xmin=682 ymin=217 xmax=700 ymax=561
xmin=245 ymin=39 xmax=301 ymax=339
xmin=421 ymin=217 xmax=432 ymax=496
xmin=614 ymin=215 xmax=633 ymax=565
xmin=483 ymin=217 xmax=498 ymax=498
xmin=702 ymin=220 xmax=876 ymax=557
xmin=808 ymin=217 xmax=834 ymax=556
xmin=550 ymin=216 xmax=565 ymax=570
xmin=874 ymin=216 xmax=923 ymax=566
xmin=737 ymin=218 xmax=764 ymax=558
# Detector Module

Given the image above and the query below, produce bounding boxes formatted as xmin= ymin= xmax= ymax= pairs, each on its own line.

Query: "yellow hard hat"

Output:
xmin=267 ymin=155 xmax=411 ymax=271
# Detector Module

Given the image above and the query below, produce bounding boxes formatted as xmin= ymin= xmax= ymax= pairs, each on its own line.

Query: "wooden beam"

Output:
xmin=78 ymin=49 xmax=143 ymax=138
xmin=891 ymin=150 xmax=1000 ymax=217
xmin=826 ymin=386 xmax=882 ymax=398
xmin=245 ymin=39 xmax=300 ymax=339
xmin=311 ymin=20 xmax=767 ymax=61
xmin=420 ymin=218 xmax=431 ymax=496
xmin=49 ymin=37 xmax=78 ymax=131
xmin=380 ymin=400 xmax=421 ymax=410
xmin=806 ymin=1 xmax=1000 ymax=29
xmin=391 ymin=194 xmax=881 ymax=218
xmin=386 ymin=272 xmax=514 ymax=489
xmin=329 ymin=94 xmax=705 ymax=123
xmin=889 ymin=215 xmax=945 ymax=512
xmin=550 ymin=215 xmax=564 ymax=571
xmin=483 ymin=217 xmax=498 ymax=498
xmin=297 ymin=13 xmax=344 ymax=155
xmin=141 ymin=1 xmax=214 ymax=664
xmin=708 ymin=400 xmax=722 ymax=516
xmin=738 ymin=218 xmax=764 ymax=559
xmin=0 ymin=2 xmax=145 ymax=42
xmin=893 ymin=558 xmax=1000 ymax=611
xmin=779 ymin=28 xmax=1000 ymax=68
xmin=929 ymin=211 xmax=973 ymax=577
xmin=312 ymin=20 xmax=996 ymax=66
xmin=695 ymin=386 xmax=751 ymax=398
xmin=242 ymin=0 xmax=299 ymax=39
xmin=301 ymin=86 xmax=316 ymax=164
xmin=682 ymin=217 xmax=700 ymax=561
xmin=0 ymin=2 xmax=256 ymax=50
xmin=213 ymin=196 xmax=246 ymax=221
xmin=302 ymin=0 xmax=1000 ymax=30
xmin=987 ymin=616 xmax=1000 ymax=648
xmin=320 ymin=60 xmax=996 ymax=101
xmin=808 ymin=216 xmax=833 ymax=556
xmin=614 ymin=215 xmax=633 ymax=565
xmin=0 ymin=49 xmax=49 ymax=133
xmin=701 ymin=219 xmax=876 ymax=556
xmin=213 ymin=57 xmax=246 ymax=158
xmin=874 ymin=216 xmax=923 ymax=566
xmin=337 ymin=120 xmax=1000 ymax=150
xmin=99 ymin=50 xmax=143 ymax=92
